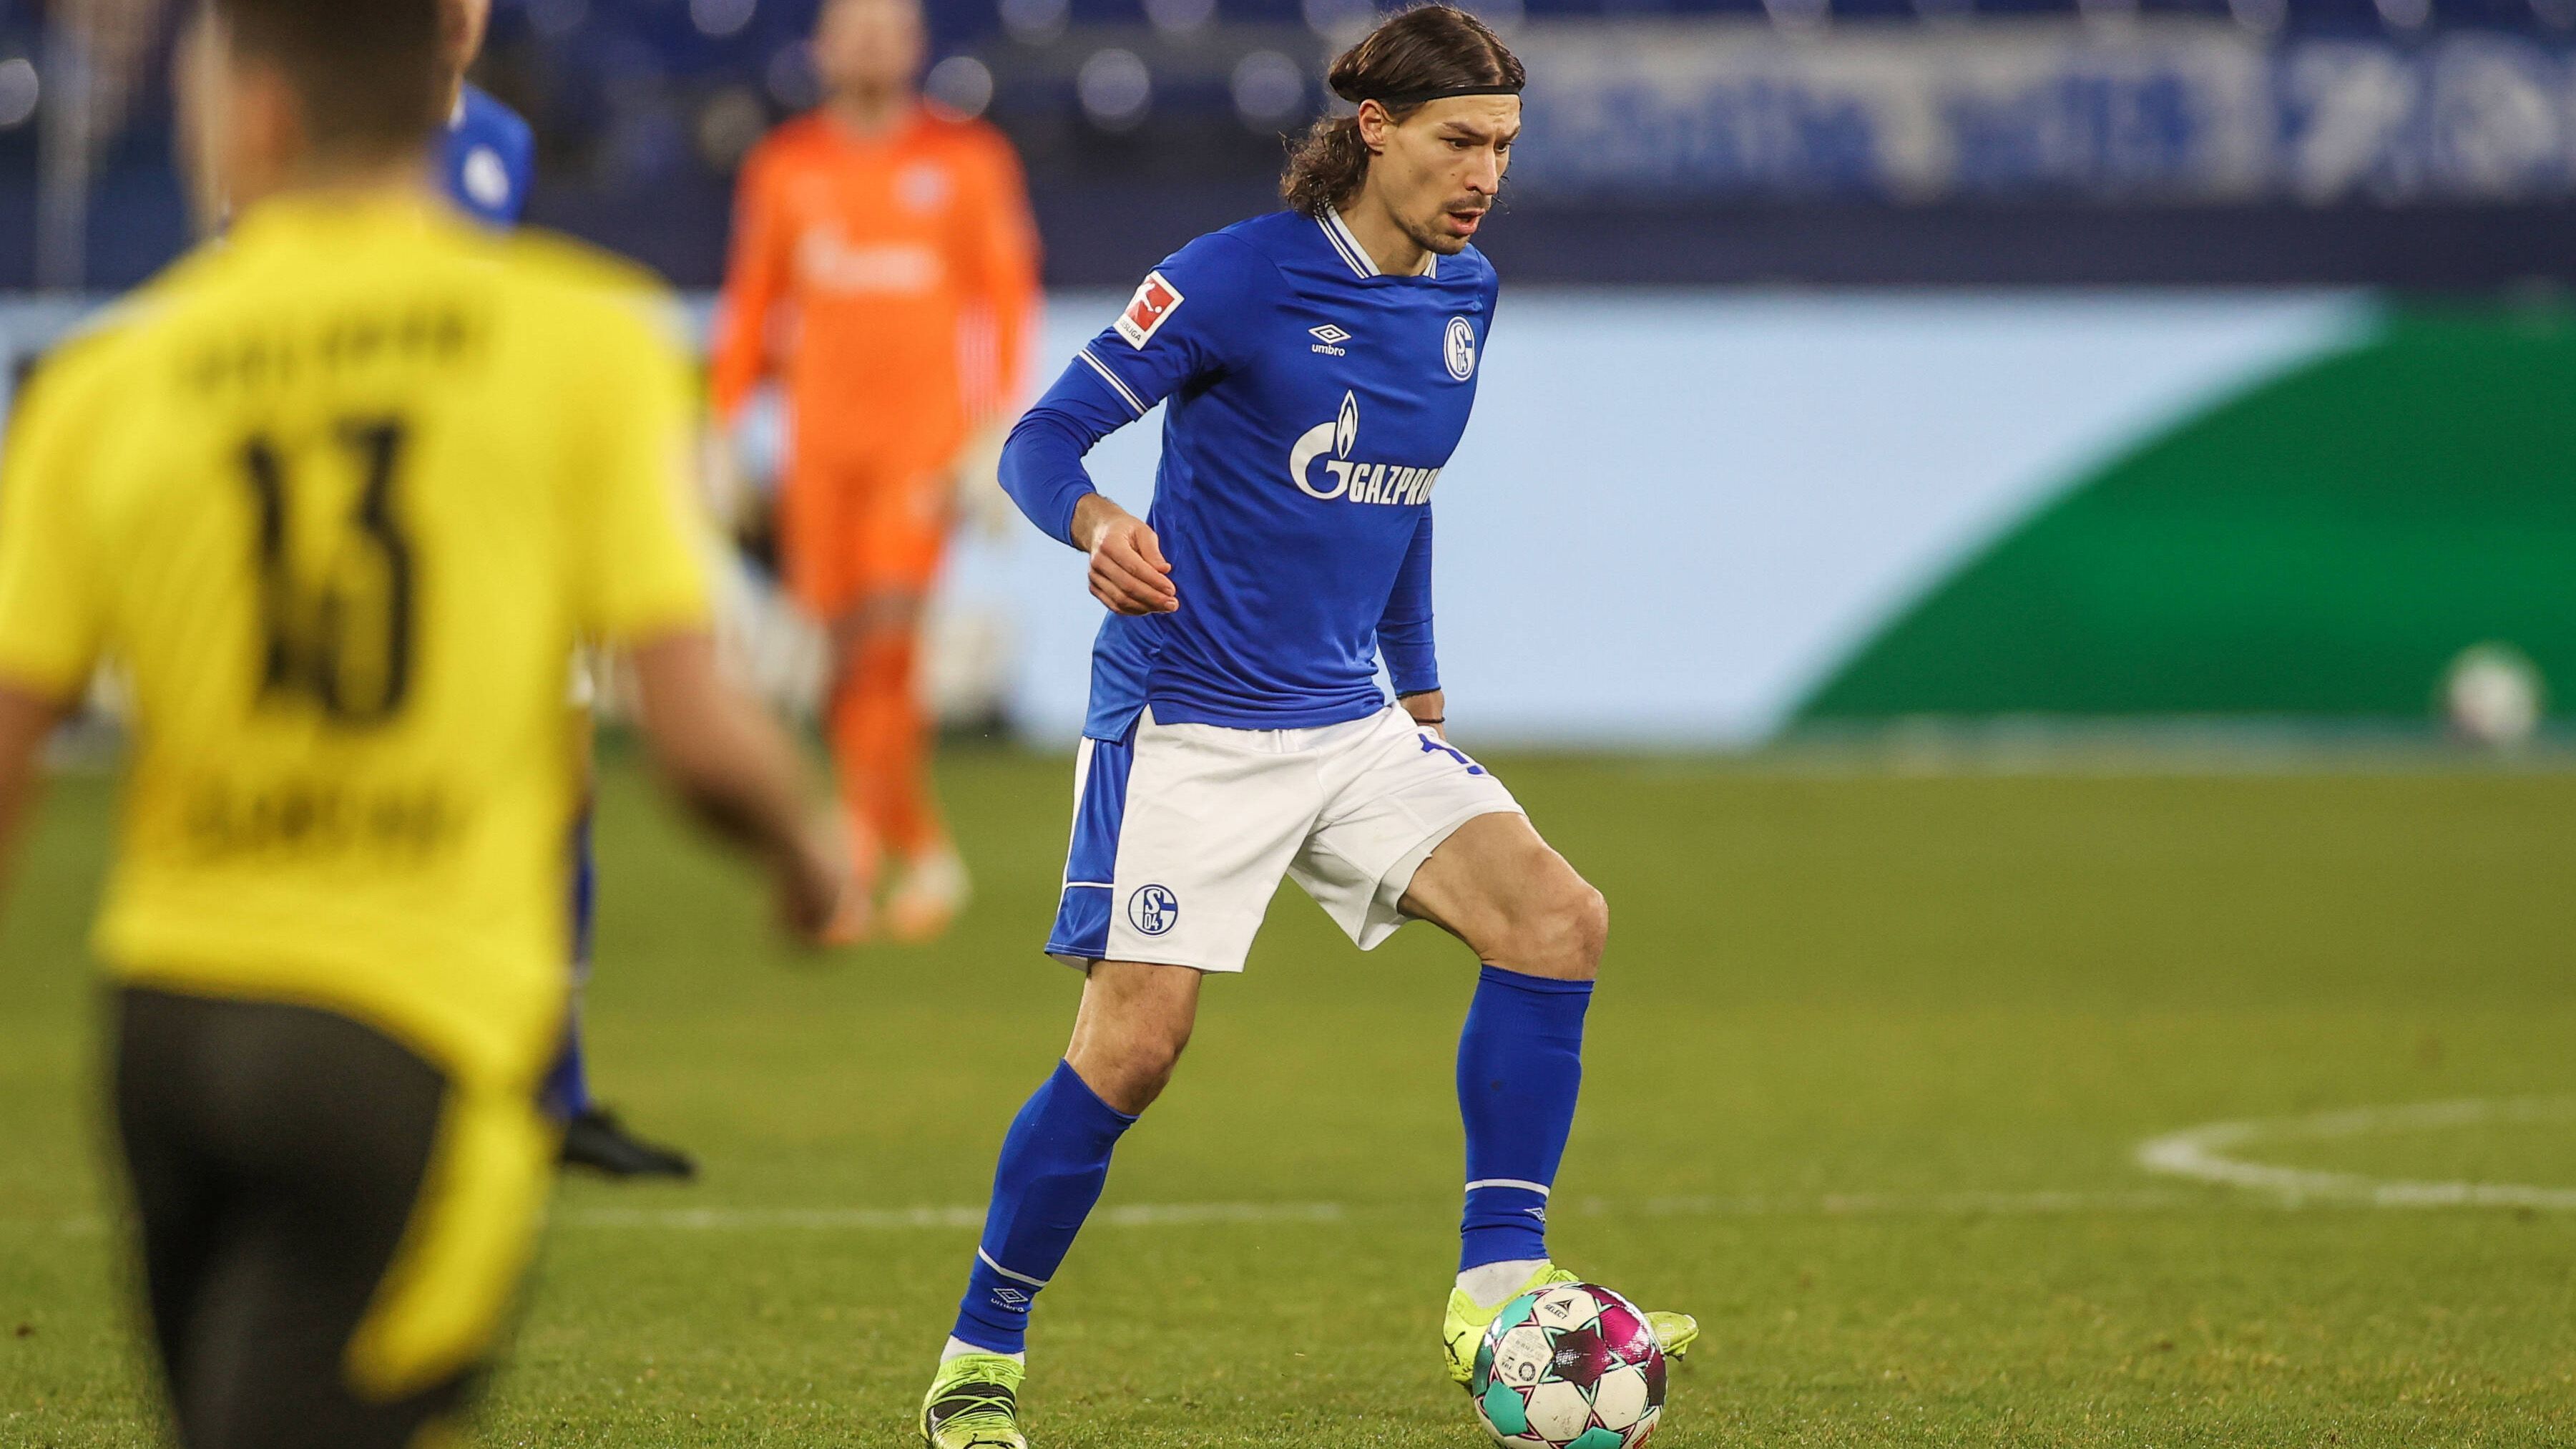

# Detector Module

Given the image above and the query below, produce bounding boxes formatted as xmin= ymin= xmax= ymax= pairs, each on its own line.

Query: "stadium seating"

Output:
xmin=7 ymin=0 xmax=2576 ymax=290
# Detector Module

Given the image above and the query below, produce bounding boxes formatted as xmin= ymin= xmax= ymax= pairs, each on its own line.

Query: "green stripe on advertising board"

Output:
xmin=1800 ymin=305 xmax=2576 ymax=721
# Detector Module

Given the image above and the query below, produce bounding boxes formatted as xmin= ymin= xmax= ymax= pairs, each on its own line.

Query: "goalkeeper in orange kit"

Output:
xmin=712 ymin=0 xmax=1039 ymax=942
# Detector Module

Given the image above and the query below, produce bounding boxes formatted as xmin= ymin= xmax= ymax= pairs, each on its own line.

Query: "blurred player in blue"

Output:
xmin=916 ymin=9 xmax=1696 ymax=1445
xmin=440 ymin=0 xmax=694 ymax=1180
xmin=440 ymin=1 xmax=532 ymax=229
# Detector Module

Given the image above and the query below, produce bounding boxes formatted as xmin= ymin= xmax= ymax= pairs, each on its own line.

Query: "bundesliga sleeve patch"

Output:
xmin=1114 ymin=270 xmax=1185 ymax=349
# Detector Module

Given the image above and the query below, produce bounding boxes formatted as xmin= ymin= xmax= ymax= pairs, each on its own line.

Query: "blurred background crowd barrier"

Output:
xmin=16 ymin=0 xmax=2576 ymax=285
xmin=3 ymin=0 xmax=2572 ymax=746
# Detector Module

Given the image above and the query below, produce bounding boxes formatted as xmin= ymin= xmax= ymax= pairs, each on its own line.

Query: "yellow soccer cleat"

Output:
xmin=921 ymin=1352 xmax=1028 ymax=1449
xmin=1444 ymin=1264 xmax=1580 ymax=1385
xmin=1649 ymin=1307 xmax=1700 ymax=1364
xmin=1443 ymin=1264 xmax=1700 ymax=1387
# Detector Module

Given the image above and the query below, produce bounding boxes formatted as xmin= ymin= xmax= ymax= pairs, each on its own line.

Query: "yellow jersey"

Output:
xmin=0 ymin=192 xmax=712 ymax=1085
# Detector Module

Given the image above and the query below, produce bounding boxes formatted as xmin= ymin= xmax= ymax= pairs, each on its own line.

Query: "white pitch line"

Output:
xmin=0 ymin=1193 xmax=2190 ymax=1237
xmin=563 ymin=1204 xmax=985 ymax=1232
xmin=14 ymin=1133 xmax=2574 ymax=1241
xmin=557 ymin=1201 xmax=1348 ymax=1232
xmin=557 ymin=1194 xmax=2192 ymax=1234
xmin=2136 ymin=1097 xmax=2576 ymax=1209
xmin=1580 ymin=1189 xmax=2195 ymax=1219
xmin=1097 ymin=1201 xmax=1348 ymax=1227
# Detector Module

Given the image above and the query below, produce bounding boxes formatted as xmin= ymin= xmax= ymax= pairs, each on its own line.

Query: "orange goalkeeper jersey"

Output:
xmin=711 ymin=106 xmax=1039 ymax=471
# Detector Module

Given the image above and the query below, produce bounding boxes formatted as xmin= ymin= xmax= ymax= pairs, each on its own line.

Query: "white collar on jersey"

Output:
xmin=1321 ymin=210 xmax=1439 ymax=281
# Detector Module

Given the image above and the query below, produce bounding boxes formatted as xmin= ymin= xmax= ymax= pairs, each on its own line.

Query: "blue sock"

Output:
xmin=951 ymin=1060 xmax=1138 ymax=1355
xmin=544 ymin=1010 xmax=592 ymax=1120
xmin=546 ymin=814 xmax=599 ymax=1121
xmin=1456 ymin=965 xmax=1594 ymax=1272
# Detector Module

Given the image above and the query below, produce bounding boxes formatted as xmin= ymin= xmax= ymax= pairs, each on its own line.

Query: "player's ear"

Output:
xmin=173 ymin=9 xmax=231 ymax=235
xmin=439 ymin=0 xmax=475 ymax=80
xmin=228 ymin=52 xmax=312 ymax=196
xmin=1354 ymin=99 xmax=1391 ymax=155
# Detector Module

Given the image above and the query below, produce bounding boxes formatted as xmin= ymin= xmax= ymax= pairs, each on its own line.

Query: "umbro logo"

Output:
xmin=1309 ymin=323 xmax=1351 ymax=357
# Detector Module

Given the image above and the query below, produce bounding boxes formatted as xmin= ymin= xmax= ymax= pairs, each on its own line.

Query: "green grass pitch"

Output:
xmin=3 ymin=748 xmax=2574 ymax=1445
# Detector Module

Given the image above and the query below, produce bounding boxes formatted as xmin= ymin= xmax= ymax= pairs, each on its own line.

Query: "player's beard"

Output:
xmin=1407 ymin=198 xmax=1489 ymax=258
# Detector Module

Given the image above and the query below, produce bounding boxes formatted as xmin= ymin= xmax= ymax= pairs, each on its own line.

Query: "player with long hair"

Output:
xmin=916 ymin=10 xmax=1695 ymax=1445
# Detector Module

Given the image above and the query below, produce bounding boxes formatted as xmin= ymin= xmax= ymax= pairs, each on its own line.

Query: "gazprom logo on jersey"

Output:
xmin=1287 ymin=391 xmax=1441 ymax=505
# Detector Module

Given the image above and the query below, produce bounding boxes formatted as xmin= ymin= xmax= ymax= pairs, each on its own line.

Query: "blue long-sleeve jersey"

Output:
xmin=1004 ymin=209 xmax=1497 ymax=741
xmin=444 ymin=84 xmax=535 ymax=227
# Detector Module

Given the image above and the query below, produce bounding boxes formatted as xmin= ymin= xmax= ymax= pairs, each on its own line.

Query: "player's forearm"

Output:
xmin=987 ymin=280 xmax=1039 ymax=425
xmin=1378 ymin=512 xmax=1439 ymax=698
xmin=1378 ymin=557 xmax=1440 ymax=696
xmin=626 ymin=633 xmax=818 ymax=866
xmin=1068 ymin=492 xmax=1139 ymax=552
xmin=1381 ymin=633 xmax=1440 ymax=701
xmin=708 ymin=175 xmax=783 ymax=421
xmin=707 ymin=254 xmax=786 ymax=424
xmin=705 ymin=312 xmax=768 ymax=427
xmin=0 ymin=683 xmax=70 ymax=902
xmin=999 ymin=406 xmax=1106 ymax=550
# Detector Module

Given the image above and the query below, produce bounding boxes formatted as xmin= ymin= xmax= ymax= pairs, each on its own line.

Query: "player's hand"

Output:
xmin=775 ymin=813 xmax=856 ymax=947
xmin=1077 ymin=497 xmax=1178 ymax=615
xmin=1402 ymin=689 xmax=1448 ymax=740
xmin=699 ymin=425 xmax=755 ymax=533
xmin=948 ymin=426 xmax=1017 ymax=540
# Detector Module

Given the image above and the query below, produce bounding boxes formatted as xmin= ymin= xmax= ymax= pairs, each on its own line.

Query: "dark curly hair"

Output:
xmin=1281 ymin=5 xmax=1525 ymax=218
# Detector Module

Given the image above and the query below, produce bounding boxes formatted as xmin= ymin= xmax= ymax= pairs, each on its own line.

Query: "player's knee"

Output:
xmin=1579 ymin=882 xmax=1611 ymax=960
xmin=861 ymin=590 xmax=927 ymax=634
xmin=1110 ymin=1044 xmax=1188 ymax=1114
xmin=1089 ymin=1015 xmax=1193 ymax=1114
xmin=830 ymin=592 xmax=926 ymax=659
xmin=1500 ymin=876 xmax=1607 ymax=982
xmin=1138 ymin=1013 xmax=1194 ymax=1078
xmin=1554 ymin=882 xmax=1611 ymax=980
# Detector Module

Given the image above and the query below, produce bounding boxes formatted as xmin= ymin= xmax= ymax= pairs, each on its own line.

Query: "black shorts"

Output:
xmin=111 ymin=986 xmax=547 ymax=1449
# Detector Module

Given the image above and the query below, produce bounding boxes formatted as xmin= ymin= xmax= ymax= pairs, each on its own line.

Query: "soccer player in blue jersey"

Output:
xmin=916 ymin=10 xmax=1696 ymax=1445
xmin=437 ymin=0 xmax=695 ymax=1181
xmin=440 ymin=5 xmax=532 ymax=229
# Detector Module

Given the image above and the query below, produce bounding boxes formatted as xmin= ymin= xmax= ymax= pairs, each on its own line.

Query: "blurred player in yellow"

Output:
xmin=0 ymin=1 xmax=847 ymax=1444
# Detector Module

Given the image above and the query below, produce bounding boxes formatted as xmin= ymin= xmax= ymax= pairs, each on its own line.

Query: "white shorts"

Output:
xmin=1046 ymin=705 xmax=1524 ymax=973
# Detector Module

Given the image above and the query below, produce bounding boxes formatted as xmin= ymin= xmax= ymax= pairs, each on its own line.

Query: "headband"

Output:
xmin=1346 ymin=82 xmax=1524 ymax=108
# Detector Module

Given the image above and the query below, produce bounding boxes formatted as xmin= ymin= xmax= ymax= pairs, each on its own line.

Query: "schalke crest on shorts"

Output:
xmin=1127 ymin=884 xmax=1181 ymax=935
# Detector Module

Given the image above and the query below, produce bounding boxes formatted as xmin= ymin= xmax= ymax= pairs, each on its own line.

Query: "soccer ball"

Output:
xmin=2443 ymin=642 xmax=2545 ymax=748
xmin=1469 ymin=1282 xmax=1666 ymax=1448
